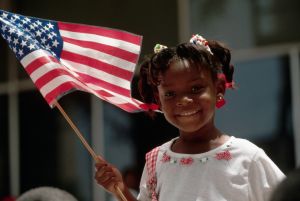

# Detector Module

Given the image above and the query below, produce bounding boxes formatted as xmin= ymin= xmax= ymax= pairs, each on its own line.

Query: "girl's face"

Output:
xmin=157 ymin=59 xmax=222 ymax=135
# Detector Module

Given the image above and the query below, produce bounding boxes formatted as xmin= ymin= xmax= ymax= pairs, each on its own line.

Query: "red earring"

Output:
xmin=216 ymin=94 xmax=226 ymax=108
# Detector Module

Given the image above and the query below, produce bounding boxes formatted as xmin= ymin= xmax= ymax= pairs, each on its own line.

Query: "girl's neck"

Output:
xmin=172 ymin=124 xmax=229 ymax=154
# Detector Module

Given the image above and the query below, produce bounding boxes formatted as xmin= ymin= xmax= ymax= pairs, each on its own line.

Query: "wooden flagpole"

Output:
xmin=53 ymin=100 xmax=128 ymax=201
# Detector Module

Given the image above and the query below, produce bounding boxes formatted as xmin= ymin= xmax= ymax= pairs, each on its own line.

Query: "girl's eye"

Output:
xmin=164 ymin=91 xmax=175 ymax=98
xmin=191 ymin=86 xmax=203 ymax=93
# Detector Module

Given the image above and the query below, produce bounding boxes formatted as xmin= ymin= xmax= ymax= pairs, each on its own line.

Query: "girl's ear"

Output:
xmin=216 ymin=78 xmax=226 ymax=95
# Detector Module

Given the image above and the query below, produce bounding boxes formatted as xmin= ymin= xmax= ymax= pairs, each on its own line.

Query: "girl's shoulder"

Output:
xmin=230 ymin=136 xmax=266 ymax=158
xmin=232 ymin=137 xmax=260 ymax=149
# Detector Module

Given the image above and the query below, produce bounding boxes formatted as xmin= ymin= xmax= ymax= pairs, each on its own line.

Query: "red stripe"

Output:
xmin=62 ymin=37 xmax=139 ymax=63
xmin=45 ymin=82 xmax=86 ymax=105
xmin=25 ymin=56 xmax=59 ymax=75
xmin=96 ymin=90 xmax=140 ymax=112
xmin=75 ymin=71 xmax=131 ymax=97
xmin=117 ymin=102 xmax=141 ymax=112
xmin=58 ymin=22 xmax=142 ymax=45
xmin=60 ymin=51 xmax=132 ymax=80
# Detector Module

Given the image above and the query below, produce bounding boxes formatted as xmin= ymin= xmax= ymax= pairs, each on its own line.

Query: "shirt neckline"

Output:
xmin=165 ymin=136 xmax=234 ymax=158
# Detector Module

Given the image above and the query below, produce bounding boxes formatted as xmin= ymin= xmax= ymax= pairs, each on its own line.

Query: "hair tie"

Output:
xmin=154 ymin=44 xmax=168 ymax=53
xmin=218 ymin=73 xmax=234 ymax=89
xmin=190 ymin=34 xmax=213 ymax=55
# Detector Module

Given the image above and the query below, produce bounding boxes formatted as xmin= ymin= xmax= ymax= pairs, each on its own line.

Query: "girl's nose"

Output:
xmin=176 ymin=96 xmax=193 ymax=106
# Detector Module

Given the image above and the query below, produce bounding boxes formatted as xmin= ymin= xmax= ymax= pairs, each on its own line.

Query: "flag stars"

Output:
xmin=36 ymin=30 xmax=42 ymax=37
xmin=10 ymin=18 xmax=17 ymax=23
xmin=28 ymin=43 xmax=35 ymax=50
xmin=8 ymin=27 xmax=15 ymax=34
xmin=13 ymin=38 xmax=19 ymax=45
xmin=45 ymin=44 xmax=51 ymax=50
xmin=33 ymin=22 xmax=39 ymax=28
xmin=7 ymin=36 xmax=12 ymax=43
xmin=33 ymin=39 xmax=39 ymax=45
xmin=16 ymin=23 xmax=24 ymax=29
xmin=25 ymin=34 xmax=31 ymax=40
xmin=1 ymin=11 xmax=61 ymax=60
xmin=1 ymin=25 xmax=7 ymax=32
xmin=22 ymin=19 xmax=28 ymax=24
xmin=41 ymin=37 xmax=47 ymax=44
xmin=1 ymin=12 xmax=8 ymax=18
xmin=16 ymin=30 xmax=24 ymax=37
xmin=47 ymin=33 xmax=54 ymax=39
xmin=47 ymin=22 xmax=54 ymax=29
xmin=13 ymin=46 xmax=17 ymax=53
xmin=24 ymin=27 xmax=30 ymax=33
xmin=20 ymin=40 xmax=27 ymax=47
xmin=36 ymin=20 xmax=42 ymax=26
xmin=18 ymin=49 xmax=24 ymax=56
xmin=44 ymin=26 xmax=49 ymax=31
xmin=52 ymin=39 xmax=59 ymax=47
xmin=40 ymin=28 xmax=46 ymax=33
xmin=29 ymin=24 xmax=35 ymax=30
xmin=12 ymin=14 xmax=20 ymax=20
xmin=51 ymin=32 xmax=57 ymax=37
xmin=24 ymin=17 xmax=31 ymax=23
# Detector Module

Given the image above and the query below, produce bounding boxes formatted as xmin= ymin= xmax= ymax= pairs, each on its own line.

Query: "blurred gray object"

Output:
xmin=16 ymin=186 xmax=78 ymax=201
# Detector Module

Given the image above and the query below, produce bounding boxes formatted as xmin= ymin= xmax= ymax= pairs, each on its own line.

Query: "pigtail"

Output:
xmin=138 ymin=58 xmax=158 ymax=105
xmin=209 ymin=40 xmax=234 ymax=86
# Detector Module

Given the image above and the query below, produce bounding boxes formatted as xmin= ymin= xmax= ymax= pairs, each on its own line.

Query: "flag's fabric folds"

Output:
xmin=0 ymin=9 xmax=155 ymax=112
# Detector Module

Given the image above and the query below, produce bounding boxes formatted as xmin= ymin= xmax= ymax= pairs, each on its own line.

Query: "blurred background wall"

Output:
xmin=1 ymin=0 xmax=300 ymax=201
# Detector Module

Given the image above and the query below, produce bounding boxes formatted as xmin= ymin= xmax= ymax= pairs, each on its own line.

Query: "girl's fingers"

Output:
xmin=95 ymin=159 xmax=107 ymax=169
xmin=95 ymin=171 xmax=115 ymax=183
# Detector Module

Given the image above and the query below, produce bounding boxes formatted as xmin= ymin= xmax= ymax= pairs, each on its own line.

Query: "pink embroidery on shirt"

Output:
xmin=180 ymin=157 xmax=194 ymax=165
xmin=215 ymin=150 xmax=232 ymax=161
xmin=161 ymin=152 xmax=171 ymax=163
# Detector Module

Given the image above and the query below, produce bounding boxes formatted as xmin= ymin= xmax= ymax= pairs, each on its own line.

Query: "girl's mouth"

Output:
xmin=176 ymin=110 xmax=200 ymax=117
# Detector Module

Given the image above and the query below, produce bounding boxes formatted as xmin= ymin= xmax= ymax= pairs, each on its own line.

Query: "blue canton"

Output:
xmin=0 ymin=9 xmax=63 ymax=60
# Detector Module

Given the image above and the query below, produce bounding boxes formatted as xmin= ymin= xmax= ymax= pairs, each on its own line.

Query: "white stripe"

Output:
xmin=105 ymin=96 xmax=130 ymax=105
xmin=21 ymin=49 xmax=52 ymax=67
xmin=60 ymin=59 xmax=131 ymax=90
xmin=40 ymin=74 xmax=96 ymax=97
xmin=63 ymin=42 xmax=136 ymax=72
xmin=59 ymin=30 xmax=140 ymax=54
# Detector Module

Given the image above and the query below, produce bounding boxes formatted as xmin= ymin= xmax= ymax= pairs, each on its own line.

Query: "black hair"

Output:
xmin=138 ymin=40 xmax=234 ymax=114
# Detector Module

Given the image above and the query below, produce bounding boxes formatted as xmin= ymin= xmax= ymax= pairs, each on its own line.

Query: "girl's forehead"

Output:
xmin=166 ymin=59 xmax=210 ymax=76
xmin=159 ymin=60 xmax=212 ymax=85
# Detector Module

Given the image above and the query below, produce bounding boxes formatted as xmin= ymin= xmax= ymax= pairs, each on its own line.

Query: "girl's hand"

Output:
xmin=94 ymin=157 xmax=125 ymax=195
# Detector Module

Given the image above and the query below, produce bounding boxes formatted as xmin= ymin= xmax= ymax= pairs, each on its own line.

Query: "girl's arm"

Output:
xmin=94 ymin=157 xmax=138 ymax=201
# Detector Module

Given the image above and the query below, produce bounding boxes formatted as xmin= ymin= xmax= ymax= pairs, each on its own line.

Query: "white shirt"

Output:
xmin=137 ymin=136 xmax=285 ymax=201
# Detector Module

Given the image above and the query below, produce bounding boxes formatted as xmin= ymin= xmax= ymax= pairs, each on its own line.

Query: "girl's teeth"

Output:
xmin=180 ymin=111 xmax=198 ymax=116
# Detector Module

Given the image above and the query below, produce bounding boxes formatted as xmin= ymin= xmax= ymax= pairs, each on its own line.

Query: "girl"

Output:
xmin=95 ymin=34 xmax=285 ymax=201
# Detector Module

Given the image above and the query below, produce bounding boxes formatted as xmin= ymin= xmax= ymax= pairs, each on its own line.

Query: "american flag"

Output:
xmin=0 ymin=9 xmax=155 ymax=112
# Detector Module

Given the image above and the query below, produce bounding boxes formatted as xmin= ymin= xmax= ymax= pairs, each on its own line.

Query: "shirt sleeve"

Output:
xmin=137 ymin=165 xmax=151 ymax=201
xmin=248 ymin=148 xmax=286 ymax=201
